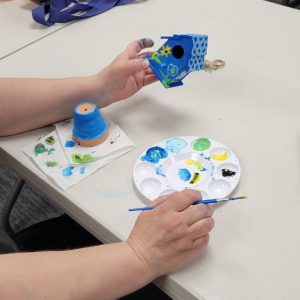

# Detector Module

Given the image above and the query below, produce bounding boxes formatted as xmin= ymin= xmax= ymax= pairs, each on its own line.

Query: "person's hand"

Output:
xmin=95 ymin=38 xmax=157 ymax=107
xmin=126 ymin=190 xmax=214 ymax=277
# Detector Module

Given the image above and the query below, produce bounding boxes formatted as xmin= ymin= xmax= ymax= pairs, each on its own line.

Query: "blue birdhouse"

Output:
xmin=145 ymin=34 xmax=208 ymax=88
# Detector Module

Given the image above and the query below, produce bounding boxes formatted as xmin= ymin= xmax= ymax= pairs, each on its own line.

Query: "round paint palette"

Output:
xmin=133 ymin=136 xmax=241 ymax=200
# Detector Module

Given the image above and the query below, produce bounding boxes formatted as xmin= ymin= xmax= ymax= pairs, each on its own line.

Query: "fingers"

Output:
xmin=181 ymin=203 xmax=213 ymax=226
xmin=138 ymin=38 xmax=154 ymax=49
xmin=172 ymin=233 xmax=210 ymax=252
xmin=137 ymin=51 xmax=155 ymax=59
xmin=162 ymin=189 xmax=202 ymax=212
xmin=188 ymin=217 xmax=214 ymax=240
xmin=118 ymin=58 xmax=149 ymax=75
xmin=143 ymin=74 xmax=158 ymax=86
xmin=126 ymin=38 xmax=154 ymax=58
xmin=150 ymin=194 xmax=171 ymax=207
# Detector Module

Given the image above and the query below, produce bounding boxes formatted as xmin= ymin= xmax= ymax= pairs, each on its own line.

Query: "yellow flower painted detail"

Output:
xmin=160 ymin=45 xmax=172 ymax=57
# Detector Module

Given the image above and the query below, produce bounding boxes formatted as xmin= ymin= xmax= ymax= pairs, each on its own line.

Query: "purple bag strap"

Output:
xmin=32 ymin=0 xmax=135 ymax=26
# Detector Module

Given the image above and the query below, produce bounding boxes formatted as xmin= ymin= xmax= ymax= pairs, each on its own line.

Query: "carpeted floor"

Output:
xmin=0 ymin=164 xmax=63 ymax=233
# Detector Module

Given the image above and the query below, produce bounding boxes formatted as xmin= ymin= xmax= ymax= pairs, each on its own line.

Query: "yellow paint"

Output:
xmin=160 ymin=45 xmax=172 ymax=57
xmin=186 ymin=160 xmax=203 ymax=171
xmin=212 ymin=151 xmax=227 ymax=161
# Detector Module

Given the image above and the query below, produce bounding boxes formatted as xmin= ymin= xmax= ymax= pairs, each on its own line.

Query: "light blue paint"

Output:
xmin=63 ymin=166 xmax=74 ymax=177
xmin=166 ymin=138 xmax=187 ymax=154
xmin=178 ymin=168 xmax=191 ymax=181
xmin=156 ymin=165 xmax=166 ymax=177
xmin=141 ymin=146 xmax=168 ymax=164
xmin=79 ymin=166 xmax=87 ymax=175
xmin=65 ymin=140 xmax=75 ymax=148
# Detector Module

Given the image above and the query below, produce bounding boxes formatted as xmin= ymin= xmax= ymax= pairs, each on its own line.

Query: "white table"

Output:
xmin=0 ymin=0 xmax=68 ymax=60
xmin=1 ymin=0 xmax=300 ymax=299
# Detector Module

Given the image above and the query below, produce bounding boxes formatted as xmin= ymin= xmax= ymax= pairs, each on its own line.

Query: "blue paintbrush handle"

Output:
xmin=128 ymin=196 xmax=246 ymax=212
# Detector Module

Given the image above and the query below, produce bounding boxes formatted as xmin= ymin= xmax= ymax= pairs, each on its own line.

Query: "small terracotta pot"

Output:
xmin=72 ymin=102 xmax=109 ymax=147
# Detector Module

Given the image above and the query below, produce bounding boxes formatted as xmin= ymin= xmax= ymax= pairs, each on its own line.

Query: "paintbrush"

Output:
xmin=128 ymin=196 xmax=247 ymax=211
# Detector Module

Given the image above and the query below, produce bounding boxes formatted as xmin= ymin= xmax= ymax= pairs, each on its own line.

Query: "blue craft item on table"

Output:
xmin=32 ymin=0 xmax=135 ymax=26
xmin=145 ymin=34 xmax=208 ymax=88
xmin=73 ymin=102 xmax=108 ymax=141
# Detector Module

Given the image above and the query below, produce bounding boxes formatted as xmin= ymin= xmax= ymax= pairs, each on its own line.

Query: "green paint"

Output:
xmin=45 ymin=136 xmax=55 ymax=145
xmin=193 ymin=138 xmax=211 ymax=151
xmin=46 ymin=161 xmax=59 ymax=167
xmin=34 ymin=143 xmax=55 ymax=156
xmin=34 ymin=143 xmax=46 ymax=155
xmin=149 ymin=52 xmax=162 ymax=64
xmin=159 ymin=70 xmax=170 ymax=88
xmin=71 ymin=153 xmax=94 ymax=164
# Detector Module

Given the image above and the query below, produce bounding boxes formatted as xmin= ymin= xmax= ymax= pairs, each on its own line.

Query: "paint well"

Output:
xmin=192 ymin=138 xmax=211 ymax=151
xmin=166 ymin=138 xmax=187 ymax=154
xmin=141 ymin=146 xmax=168 ymax=164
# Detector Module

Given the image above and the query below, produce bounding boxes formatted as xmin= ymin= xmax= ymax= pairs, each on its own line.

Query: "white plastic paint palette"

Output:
xmin=133 ymin=136 xmax=241 ymax=200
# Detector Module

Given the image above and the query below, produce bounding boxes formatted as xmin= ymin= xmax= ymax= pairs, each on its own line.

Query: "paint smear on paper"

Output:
xmin=63 ymin=166 xmax=74 ymax=177
xmin=193 ymin=138 xmax=211 ymax=151
xmin=166 ymin=138 xmax=187 ymax=154
xmin=141 ymin=146 xmax=168 ymax=164
xmin=34 ymin=143 xmax=55 ymax=156
xmin=65 ymin=140 xmax=75 ymax=148
xmin=79 ymin=166 xmax=87 ymax=174
xmin=45 ymin=136 xmax=55 ymax=145
xmin=46 ymin=161 xmax=59 ymax=167
xmin=71 ymin=154 xmax=94 ymax=164
xmin=178 ymin=168 xmax=191 ymax=181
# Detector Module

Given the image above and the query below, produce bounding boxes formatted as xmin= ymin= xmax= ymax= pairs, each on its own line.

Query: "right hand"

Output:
xmin=126 ymin=190 xmax=214 ymax=277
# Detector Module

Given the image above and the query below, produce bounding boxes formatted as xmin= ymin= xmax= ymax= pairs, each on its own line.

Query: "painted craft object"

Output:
xmin=145 ymin=34 xmax=208 ymax=88
xmin=72 ymin=102 xmax=109 ymax=147
xmin=133 ymin=136 xmax=241 ymax=201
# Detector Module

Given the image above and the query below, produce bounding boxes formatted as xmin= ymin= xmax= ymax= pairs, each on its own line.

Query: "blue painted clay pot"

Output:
xmin=72 ymin=102 xmax=109 ymax=147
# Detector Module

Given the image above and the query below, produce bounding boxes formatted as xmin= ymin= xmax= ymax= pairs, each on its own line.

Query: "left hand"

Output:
xmin=97 ymin=38 xmax=158 ymax=106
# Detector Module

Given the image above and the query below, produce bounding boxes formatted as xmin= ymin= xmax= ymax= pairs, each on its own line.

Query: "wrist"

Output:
xmin=123 ymin=241 xmax=158 ymax=282
xmin=89 ymin=68 xmax=114 ymax=108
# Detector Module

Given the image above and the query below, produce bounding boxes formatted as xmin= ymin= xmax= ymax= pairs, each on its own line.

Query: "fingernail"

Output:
xmin=143 ymin=60 xmax=150 ymax=69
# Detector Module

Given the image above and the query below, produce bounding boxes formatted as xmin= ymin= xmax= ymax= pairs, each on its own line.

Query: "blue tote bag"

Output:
xmin=32 ymin=0 xmax=136 ymax=26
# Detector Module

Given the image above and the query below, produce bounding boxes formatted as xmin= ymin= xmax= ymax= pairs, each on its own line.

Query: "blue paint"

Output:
xmin=205 ymin=156 xmax=211 ymax=161
xmin=156 ymin=165 xmax=166 ymax=177
xmin=63 ymin=166 xmax=74 ymax=177
xmin=166 ymin=138 xmax=187 ymax=154
xmin=178 ymin=168 xmax=191 ymax=181
xmin=141 ymin=146 xmax=168 ymax=164
xmin=79 ymin=166 xmax=87 ymax=174
xmin=73 ymin=102 xmax=108 ymax=141
xmin=65 ymin=140 xmax=75 ymax=148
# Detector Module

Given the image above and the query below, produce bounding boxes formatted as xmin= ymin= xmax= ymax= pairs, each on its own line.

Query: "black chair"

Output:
xmin=0 ymin=177 xmax=99 ymax=252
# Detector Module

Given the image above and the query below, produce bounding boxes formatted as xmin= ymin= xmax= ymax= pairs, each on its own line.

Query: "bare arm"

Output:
xmin=0 ymin=242 xmax=153 ymax=300
xmin=0 ymin=190 xmax=214 ymax=299
xmin=0 ymin=38 xmax=157 ymax=136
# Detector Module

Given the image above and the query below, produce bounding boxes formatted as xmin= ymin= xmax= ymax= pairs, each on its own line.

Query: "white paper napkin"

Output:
xmin=23 ymin=117 xmax=135 ymax=190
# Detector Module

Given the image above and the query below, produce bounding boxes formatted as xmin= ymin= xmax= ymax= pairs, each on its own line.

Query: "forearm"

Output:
xmin=0 ymin=73 xmax=110 ymax=137
xmin=0 ymin=242 xmax=155 ymax=300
